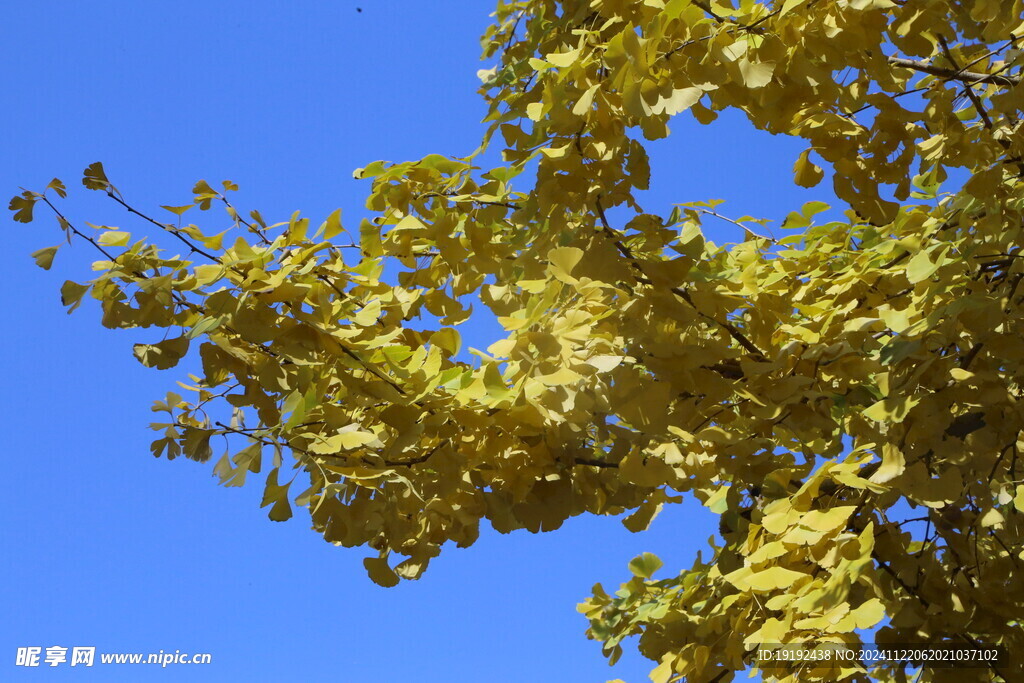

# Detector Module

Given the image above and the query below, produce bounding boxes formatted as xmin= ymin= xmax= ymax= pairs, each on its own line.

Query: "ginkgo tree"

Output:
xmin=12 ymin=0 xmax=1024 ymax=680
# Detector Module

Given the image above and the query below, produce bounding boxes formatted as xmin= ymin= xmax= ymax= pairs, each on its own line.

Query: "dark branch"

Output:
xmin=572 ymin=457 xmax=619 ymax=468
xmin=106 ymin=191 xmax=222 ymax=263
xmin=886 ymin=55 xmax=1020 ymax=87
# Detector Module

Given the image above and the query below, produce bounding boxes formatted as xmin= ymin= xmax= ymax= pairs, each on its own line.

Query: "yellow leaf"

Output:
xmin=203 ymin=229 xmax=228 ymax=251
xmin=586 ymin=355 xmax=624 ymax=373
xmin=747 ymin=540 xmax=788 ymax=564
xmin=852 ymin=598 xmax=887 ymax=629
xmin=649 ymin=657 xmax=674 ymax=683
xmin=863 ymin=394 xmax=919 ymax=422
xmin=82 ymin=161 xmax=111 ymax=191
xmin=793 ymin=149 xmax=824 ymax=187
xmin=779 ymin=0 xmax=804 ymax=15
xmin=46 ymin=178 xmax=67 ymax=198
xmin=651 ymin=86 xmax=703 ymax=116
xmin=738 ymin=58 xmax=774 ymax=88
xmin=353 ymin=299 xmax=382 ymax=326
xmin=536 ymin=367 xmax=582 ymax=386
xmin=321 ymin=208 xmax=344 ymax=240
xmin=161 ymin=204 xmax=194 ymax=217
xmin=547 ymin=246 xmax=584 ymax=284
xmin=979 ymin=507 xmax=1004 ymax=528
xmin=393 ymin=214 xmax=425 ymax=232
xmin=906 ymin=248 xmax=939 ymax=283
xmin=133 ymin=336 xmax=190 ymax=370
xmin=725 ymin=565 xmax=808 ymax=591
xmin=572 ymin=84 xmax=600 ymax=115
xmin=363 ymin=555 xmax=400 ymax=588
xmin=430 ymin=328 xmax=461 ymax=356
xmin=870 ymin=443 xmax=905 ymax=483
xmin=309 ymin=428 xmax=378 ymax=454
xmin=31 ymin=245 xmax=59 ymax=270
xmin=97 ymin=230 xmax=131 ymax=247
xmin=540 ymin=145 xmax=571 ymax=159
xmin=800 ymin=506 xmax=857 ymax=533
xmin=545 ymin=47 xmax=581 ymax=68
xmin=60 ymin=280 xmax=89 ymax=310
xmin=194 ymin=264 xmax=224 ymax=286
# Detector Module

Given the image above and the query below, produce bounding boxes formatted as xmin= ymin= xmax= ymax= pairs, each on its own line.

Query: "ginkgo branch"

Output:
xmin=691 ymin=0 xmax=726 ymax=23
xmin=938 ymin=35 xmax=995 ymax=129
xmin=572 ymin=457 xmax=619 ymax=469
xmin=692 ymin=208 xmax=777 ymax=243
xmin=594 ymin=196 xmax=766 ymax=360
xmin=219 ymin=195 xmax=272 ymax=246
xmin=380 ymin=440 xmax=448 ymax=467
xmin=105 ymin=191 xmax=223 ymax=263
xmin=886 ymin=55 xmax=1020 ymax=87
xmin=416 ymin=191 xmax=521 ymax=209
xmin=40 ymin=196 xmax=117 ymax=262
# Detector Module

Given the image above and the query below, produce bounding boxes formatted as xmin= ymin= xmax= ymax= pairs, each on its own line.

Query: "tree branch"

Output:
xmin=572 ymin=457 xmax=619 ymax=468
xmin=886 ymin=56 xmax=1020 ymax=87
xmin=106 ymin=191 xmax=223 ymax=263
xmin=938 ymin=35 xmax=994 ymax=129
xmin=594 ymin=195 xmax=766 ymax=360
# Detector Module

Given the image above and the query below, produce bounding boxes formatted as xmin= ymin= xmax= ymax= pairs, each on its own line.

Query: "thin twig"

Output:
xmin=40 ymin=197 xmax=116 ymax=261
xmin=938 ymin=35 xmax=994 ymax=129
xmin=106 ymin=191 xmax=222 ymax=263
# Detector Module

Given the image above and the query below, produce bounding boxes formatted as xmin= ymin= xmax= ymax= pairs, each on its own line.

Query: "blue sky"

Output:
xmin=3 ymin=2 xmax=833 ymax=681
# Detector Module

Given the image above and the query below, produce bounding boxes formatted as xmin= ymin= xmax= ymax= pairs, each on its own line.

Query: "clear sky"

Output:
xmin=3 ymin=2 xmax=832 ymax=681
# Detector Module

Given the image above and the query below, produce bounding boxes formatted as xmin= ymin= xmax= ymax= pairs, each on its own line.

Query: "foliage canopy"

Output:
xmin=14 ymin=0 xmax=1024 ymax=680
